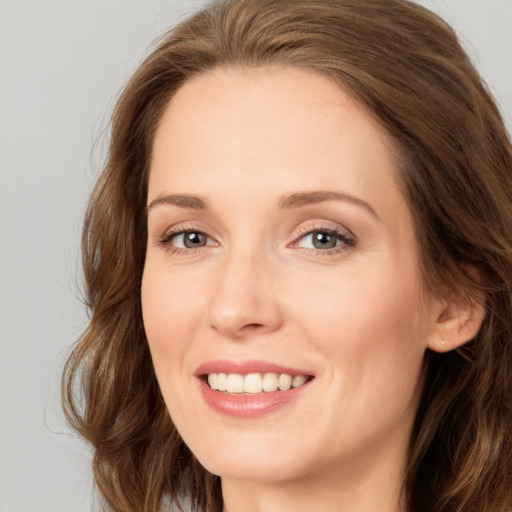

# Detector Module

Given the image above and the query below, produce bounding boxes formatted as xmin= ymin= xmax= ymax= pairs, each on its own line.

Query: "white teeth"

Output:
xmin=292 ymin=375 xmax=307 ymax=388
xmin=278 ymin=374 xmax=292 ymax=391
xmin=262 ymin=373 xmax=278 ymax=392
xmin=226 ymin=374 xmax=244 ymax=393
xmin=206 ymin=372 xmax=309 ymax=394
xmin=217 ymin=373 xmax=227 ymax=391
xmin=207 ymin=373 xmax=218 ymax=390
xmin=243 ymin=373 xmax=263 ymax=393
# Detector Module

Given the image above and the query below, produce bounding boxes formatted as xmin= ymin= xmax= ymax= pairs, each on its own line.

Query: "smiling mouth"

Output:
xmin=205 ymin=372 xmax=313 ymax=395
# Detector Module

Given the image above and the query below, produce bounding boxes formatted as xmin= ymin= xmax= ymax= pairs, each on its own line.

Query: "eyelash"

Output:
xmin=290 ymin=225 xmax=356 ymax=256
xmin=156 ymin=224 xmax=356 ymax=257
xmin=156 ymin=225 xmax=214 ymax=256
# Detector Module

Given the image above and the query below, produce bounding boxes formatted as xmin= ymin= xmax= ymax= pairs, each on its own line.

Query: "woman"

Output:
xmin=62 ymin=0 xmax=512 ymax=511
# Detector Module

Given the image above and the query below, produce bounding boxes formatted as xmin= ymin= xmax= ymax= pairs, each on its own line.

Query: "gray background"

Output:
xmin=1 ymin=1 xmax=511 ymax=511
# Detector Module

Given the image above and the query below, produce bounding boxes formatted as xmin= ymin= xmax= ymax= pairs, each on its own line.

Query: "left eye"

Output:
xmin=296 ymin=229 xmax=351 ymax=250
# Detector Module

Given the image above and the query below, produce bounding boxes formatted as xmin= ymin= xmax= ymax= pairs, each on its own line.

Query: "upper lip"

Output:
xmin=195 ymin=359 xmax=314 ymax=377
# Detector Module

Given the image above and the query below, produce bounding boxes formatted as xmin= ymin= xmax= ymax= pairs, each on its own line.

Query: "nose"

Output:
xmin=207 ymin=248 xmax=283 ymax=340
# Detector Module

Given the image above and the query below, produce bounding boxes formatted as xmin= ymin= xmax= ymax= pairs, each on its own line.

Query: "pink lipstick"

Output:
xmin=195 ymin=360 xmax=314 ymax=417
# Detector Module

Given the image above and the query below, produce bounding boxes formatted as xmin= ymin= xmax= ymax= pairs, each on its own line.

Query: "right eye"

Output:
xmin=172 ymin=231 xmax=208 ymax=248
xmin=159 ymin=229 xmax=216 ymax=252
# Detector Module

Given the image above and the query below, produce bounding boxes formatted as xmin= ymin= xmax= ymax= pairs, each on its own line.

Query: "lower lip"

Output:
xmin=198 ymin=379 xmax=310 ymax=417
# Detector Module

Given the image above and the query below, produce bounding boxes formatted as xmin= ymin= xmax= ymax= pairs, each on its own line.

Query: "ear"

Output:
xmin=427 ymin=286 xmax=487 ymax=353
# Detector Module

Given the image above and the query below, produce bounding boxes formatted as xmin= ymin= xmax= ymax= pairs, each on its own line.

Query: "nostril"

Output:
xmin=242 ymin=323 xmax=264 ymax=330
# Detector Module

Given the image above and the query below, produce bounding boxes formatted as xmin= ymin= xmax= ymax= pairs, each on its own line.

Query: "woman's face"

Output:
xmin=142 ymin=67 xmax=441 ymax=485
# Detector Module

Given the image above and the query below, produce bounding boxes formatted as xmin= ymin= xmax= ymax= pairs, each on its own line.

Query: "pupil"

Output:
xmin=313 ymin=231 xmax=336 ymax=249
xmin=184 ymin=232 xmax=205 ymax=248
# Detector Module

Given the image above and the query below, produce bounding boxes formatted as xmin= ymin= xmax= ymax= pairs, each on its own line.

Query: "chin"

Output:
xmin=184 ymin=429 xmax=309 ymax=482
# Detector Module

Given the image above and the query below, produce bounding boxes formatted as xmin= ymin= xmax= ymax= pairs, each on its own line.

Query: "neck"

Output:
xmin=220 ymin=440 xmax=408 ymax=512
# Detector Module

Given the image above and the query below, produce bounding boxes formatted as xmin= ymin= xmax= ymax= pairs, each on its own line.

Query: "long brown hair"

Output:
xmin=62 ymin=1 xmax=512 ymax=510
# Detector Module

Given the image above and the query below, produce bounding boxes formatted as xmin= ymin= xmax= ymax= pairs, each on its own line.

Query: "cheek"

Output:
xmin=289 ymin=256 xmax=427 ymax=347
xmin=287 ymin=257 xmax=428 ymax=404
xmin=140 ymin=266 xmax=209 ymax=440
xmin=141 ymin=265 xmax=205 ymax=375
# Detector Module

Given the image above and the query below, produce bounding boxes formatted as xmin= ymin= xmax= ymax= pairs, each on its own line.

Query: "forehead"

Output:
xmin=149 ymin=66 xmax=406 ymax=224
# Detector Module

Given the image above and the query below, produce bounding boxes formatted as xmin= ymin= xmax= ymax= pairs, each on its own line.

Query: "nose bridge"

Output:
xmin=207 ymin=236 xmax=282 ymax=338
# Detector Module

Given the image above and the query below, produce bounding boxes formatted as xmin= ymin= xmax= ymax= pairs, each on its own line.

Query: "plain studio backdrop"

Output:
xmin=0 ymin=1 xmax=510 ymax=511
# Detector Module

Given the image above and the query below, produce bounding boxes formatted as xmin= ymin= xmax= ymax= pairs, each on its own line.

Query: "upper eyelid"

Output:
xmin=153 ymin=219 xmax=356 ymax=245
xmin=158 ymin=222 xmax=219 ymax=240
xmin=292 ymin=220 xmax=356 ymax=240
xmin=159 ymin=229 xmax=217 ymax=248
xmin=155 ymin=229 xmax=217 ymax=255
xmin=291 ymin=228 xmax=355 ymax=247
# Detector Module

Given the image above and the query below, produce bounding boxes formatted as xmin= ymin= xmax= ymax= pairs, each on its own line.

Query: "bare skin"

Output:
xmin=142 ymin=66 xmax=485 ymax=512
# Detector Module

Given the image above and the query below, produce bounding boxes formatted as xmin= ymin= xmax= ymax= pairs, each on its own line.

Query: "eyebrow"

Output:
xmin=278 ymin=191 xmax=379 ymax=218
xmin=147 ymin=194 xmax=208 ymax=211
xmin=147 ymin=190 xmax=379 ymax=218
